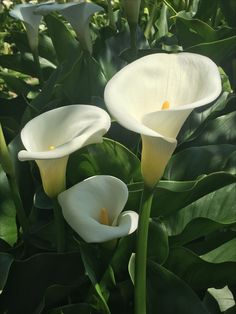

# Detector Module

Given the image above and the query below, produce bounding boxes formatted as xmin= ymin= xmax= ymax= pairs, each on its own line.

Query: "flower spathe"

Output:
xmin=58 ymin=175 xmax=139 ymax=243
xmin=18 ymin=105 xmax=111 ymax=198
xmin=104 ymin=53 xmax=222 ymax=187
xmin=35 ymin=1 xmax=103 ymax=54
xmin=9 ymin=3 xmax=48 ymax=52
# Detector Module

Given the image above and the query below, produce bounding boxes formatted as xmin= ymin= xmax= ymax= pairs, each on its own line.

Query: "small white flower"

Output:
xmin=35 ymin=1 xmax=103 ymax=54
xmin=105 ymin=53 xmax=222 ymax=187
xmin=18 ymin=105 xmax=111 ymax=198
xmin=58 ymin=175 xmax=139 ymax=243
xmin=9 ymin=2 xmax=49 ymax=52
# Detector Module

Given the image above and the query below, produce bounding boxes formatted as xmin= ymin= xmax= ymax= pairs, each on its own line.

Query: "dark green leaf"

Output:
xmin=147 ymin=261 xmax=209 ymax=314
xmin=67 ymin=138 xmax=141 ymax=186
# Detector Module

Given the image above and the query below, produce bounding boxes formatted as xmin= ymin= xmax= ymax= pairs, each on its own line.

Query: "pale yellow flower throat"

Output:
xmin=161 ymin=100 xmax=170 ymax=110
xmin=49 ymin=145 xmax=55 ymax=150
xmin=100 ymin=207 xmax=110 ymax=225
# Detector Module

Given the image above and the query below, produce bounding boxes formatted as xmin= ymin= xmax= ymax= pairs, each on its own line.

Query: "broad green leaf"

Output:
xmin=0 ymin=253 xmax=13 ymax=291
xmin=164 ymin=145 xmax=236 ymax=181
xmin=188 ymin=111 xmax=236 ymax=146
xmin=147 ymin=261 xmax=209 ymax=314
xmin=44 ymin=14 xmax=80 ymax=63
xmin=128 ymin=172 xmax=236 ymax=218
xmin=0 ymin=252 xmax=84 ymax=314
xmin=79 ymin=242 xmax=111 ymax=314
xmin=165 ymin=246 xmax=236 ymax=290
xmin=201 ymin=239 xmax=236 ymax=263
xmin=67 ymin=138 xmax=141 ymax=186
xmin=148 ymin=219 xmax=169 ymax=264
xmin=8 ymin=31 xmax=57 ymax=65
xmin=0 ymin=53 xmax=56 ymax=79
xmin=60 ymin=52 xmax=107 ymax=103
xmin=164 ymin=183 xmax=236 ymax=243
xmin=187 ymin=36 xmax=236 ymax=64
xmin=177 ymin=92 xmax=234 ymax=146
xmin=0 ymin=165 xmax=17 ymax=245
xmin=175 ymin=14 xmax=235 ymax=48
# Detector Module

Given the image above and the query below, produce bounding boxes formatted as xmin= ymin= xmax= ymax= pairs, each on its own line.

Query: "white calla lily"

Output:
xmin=58 ymin=175 xmax=139 ymax=243
xmin=9 ymin=3 xmax=49 ymax=52
xmin=35 ymin=1 xmax=103 ymax=54
xmin=105 ymin=52 xmax=222 ymax=187
xmin=18 ymin=105 xmax=111 ymax=198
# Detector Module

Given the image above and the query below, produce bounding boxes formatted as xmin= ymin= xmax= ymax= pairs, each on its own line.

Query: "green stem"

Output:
xmin=32 ymin=49 xmax=44 ymax=87
xmin=107 ymin=0 xmax=116 ymax=30
xmin=7 ymin=175 xmax=29 ymax=234
xmin=134 ymin=185 xmax=154 ymax=314
xmin=130 ymin=24 xmax=138 ymax=53
xmin=52 ymin=198 xmax=66 ymax=253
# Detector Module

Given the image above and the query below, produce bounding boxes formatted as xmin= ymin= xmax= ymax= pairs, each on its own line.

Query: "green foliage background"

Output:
xmin=0 ymin=0 xmax=236 ymax=313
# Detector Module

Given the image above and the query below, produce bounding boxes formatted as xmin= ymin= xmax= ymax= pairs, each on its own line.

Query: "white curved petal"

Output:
xmin=104 ymin=53 xmax=222 ymax=186
xmin=18 ymin=105 xmax=111 ymax=161
xmin=35 ymin=1 xmax=103 ymax=53
xmin=105 ymin=53 xmax=222 ymax=125
xmin=58 ymin=175 xmax=138 ymax=243
xmin=9 ymin=3 xmax=48 ymax=51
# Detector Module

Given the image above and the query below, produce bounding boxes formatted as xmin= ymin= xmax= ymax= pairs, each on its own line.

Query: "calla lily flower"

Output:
xmin=18 ymin=105 xmax=111 ymax=198
xmin=9 ymin=3 xmax=48 ymax=52
xmin=105 ymin=53 xmax=222 ymax=187
xmin=35 ymin=1 xmax=103 ymax=54
xmin=58 ymin=175 xmax=139 ymax=243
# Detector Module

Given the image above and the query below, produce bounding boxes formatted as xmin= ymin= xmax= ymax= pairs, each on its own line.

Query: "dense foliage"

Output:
xmin=0 ymin=0 xmax=236 ymax=313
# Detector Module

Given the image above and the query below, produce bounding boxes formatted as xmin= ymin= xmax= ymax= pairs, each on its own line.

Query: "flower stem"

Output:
xmin=107 ymin=0 xmax=116 ymax=30
xmin=134 ymin=184 xmax=154 ymax=314
xmin=130 ymin=24 xmax=138 ymax=53
xmin=52 ymin=198 xmax=66 ymax=253
xmin=32 ymin=49 xmax=44 ymax=87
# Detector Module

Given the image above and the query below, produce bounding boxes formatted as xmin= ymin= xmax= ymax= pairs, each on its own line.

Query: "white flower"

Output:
xmin=104 ymin=53 xmax=222 ymax=187
xmin=18 ymin=105 xmax=111 ymax=198
xmin=35 ymin=1 xmax=103 ymax=54
xmin=9 ymin=3 xmax=49 ymax=52
xmin=58 ymin=175 xmax=139 ymax=243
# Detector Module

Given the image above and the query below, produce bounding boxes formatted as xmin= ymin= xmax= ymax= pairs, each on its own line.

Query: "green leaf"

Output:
xmin=61 ymin=52 xmax=107 ymax=103
xmin=165 ymin=246 xmax=236 ymax=290
xmin=148 ymin=219 xmax=169 ymax=264
xmin=179 ymin=108 xmax=236 ymax=149
xmin=67 ymin=138 xmax=141 ymax=186
xmin=0 ymin=253 xmax=13 ymax=291
xmin=0 ymin=53 xmax=56 ymax=79
xmin=187 ymin=36 xmax=236 ymax=64
xmin=147 ymin=261 xmax=209 ymax=314
xmin=0 ymin=165 xmax=17 ymax=246
xmin=44 ymin=14 xmax=80 ymax=63
xmin=128 ymin=172 xmax=236 ymax=218
xmin=220 ymin=0 xmax=236 ymax=27
xmin=164 ymin=145 xmax=236 ymax=181
xmin=164 ymin=183 xmax=236 ymax=244
xmin=175 ymin=14 xmax=235 ymax=48
xmin=0 ymin=252 xmax=85 ymax=314
xmin=201 ymin=239 xmax=236 ymax=263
